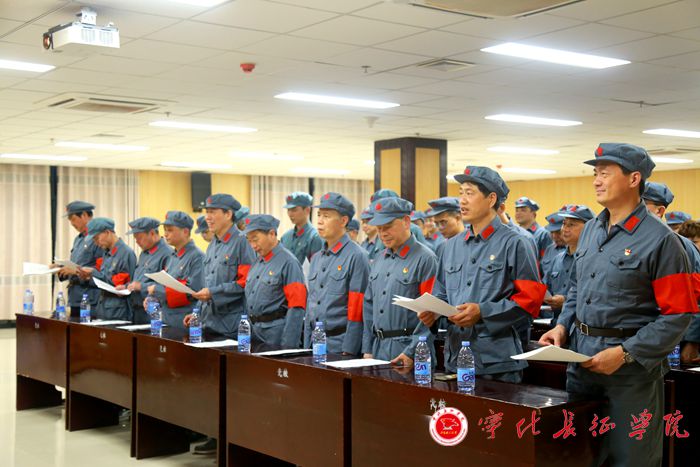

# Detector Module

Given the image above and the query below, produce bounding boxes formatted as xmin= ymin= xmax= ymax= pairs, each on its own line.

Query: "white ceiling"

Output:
xmin=1 ymin=0 xmax=700 ymax=181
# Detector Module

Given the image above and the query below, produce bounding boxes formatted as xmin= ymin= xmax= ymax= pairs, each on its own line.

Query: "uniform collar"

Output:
xmin=384 ymin=234 xmax=416 ymax=259
xmin=464 ymin=216 xmax=500 ymax=242
xmin=528 ymin=222 xmax=539 ymax=233
xmin=218 ymin=224 xmax=238 ymax=244
xmin=176 ymin=240 xmax=194 ymax=258
xmin=597 ymin=201 xmax=647 ymax=235
xmin=261 ymin=243 xmax=282 ymax=263
xmin=108 ymin=238 xmax=123 ymax=256
xmin=146 ymin=237 xmax=165 ymax=255
xmin=295 ymin=222 xmax=311 ymax=237
xmin=325 ymin=234 xmax=350 ymax=256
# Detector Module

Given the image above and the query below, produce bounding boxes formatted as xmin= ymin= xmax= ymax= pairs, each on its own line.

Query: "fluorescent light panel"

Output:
xmin=0 ymin=58 xmax=54 ymax=73
xmin=150 ymin=121 xmax=257 ymax=133
xmin=1 ymin=153 xmax=86 ymax=162
xmin=230 ymin=151 xmax=303 ymax=161
xmin=55 ymin=141 xmax=149 ymax=151
xmin=643 ymin=128 xmax=700 ymax=139
xmin=161 ymin=161 xmax=232 ymax=170
xmin=502 ymin=167 xmax=556 ymax=175
xmin=275 ymin=92 xmax=399 ymax=109
xmin=485 ymin=114 xmax=582 ymax=127
xmin=487 ymin=146 xmax=559 ymax=155
xmin=290 ymin=167 xmax=350 ymax=176
xmin=164 ymin=0 xmax=228 ymax=6
xmin=481 ymin=42 xmax=630 ymax=69
xmin=652 ymin=156 xmax=693 ymax=164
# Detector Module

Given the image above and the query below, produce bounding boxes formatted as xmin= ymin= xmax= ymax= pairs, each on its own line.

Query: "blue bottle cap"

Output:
xmin=419 ymin=335 xmax=428 ymax=342
xmin=316 ymin=321 xmax=323 ymax=326
xmin=462 ymin=341 xmax=470 ymax=347
xmin=241 ymin=314 xmax=248 ymax=319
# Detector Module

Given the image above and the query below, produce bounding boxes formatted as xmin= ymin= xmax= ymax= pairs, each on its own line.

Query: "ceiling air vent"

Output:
xmin=391 ymin=0 xmax=585 ymax=18
xmin=35 ymin=93 xmax=172 ymax=114
xmin=416 ymin=58 xmax=475 ymax=72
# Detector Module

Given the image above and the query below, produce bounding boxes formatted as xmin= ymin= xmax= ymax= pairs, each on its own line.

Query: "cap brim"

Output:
xmin=368 ymin=213 xmax=404 ymax=226
xmin=559 ymin=212 xmax=590 ymax=221
xmin=583 ymin=156 xmax=635 ymax=172
xmin=544 ymin=224 xmax=562 ymax=232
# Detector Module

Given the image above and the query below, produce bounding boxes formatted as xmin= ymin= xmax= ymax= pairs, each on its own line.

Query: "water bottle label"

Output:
xmin=150 ymin=319 xmax=162 ymax=334
xmin=458 ymin=368 xmax=476 ymax=384
xmin=313 ymin=343 xmax=327 ymax=356
xmin=147 ymin=302 xmax=158 ymax=313
xmin=238 ymin=335 xmax=250 ymax=350
xmin=414 ymin=361 xmax=431 ymax=376
xmin=189 ymin=326 xmax=202 ymax=340
xmin=80 ymin=309 xmax=89 ymax=317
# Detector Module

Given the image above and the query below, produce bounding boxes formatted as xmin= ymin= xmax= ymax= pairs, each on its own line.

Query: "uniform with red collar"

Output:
xmin=244 ymin=215 xmax=307 ymax=349
xmin=280 ymin=192 xmax=323 ymax=265
xmin=125 ymin=217 xmax=171 ymax=324
xmin=362 ymin=197 xmax=437 ymax=362
xmin=86 ymin=217 xmax=136 ymax=321
xmin=515 ymin=197 xmax=553 ymax=259
xmin=305 ymin=193 xmax=370 ymax=355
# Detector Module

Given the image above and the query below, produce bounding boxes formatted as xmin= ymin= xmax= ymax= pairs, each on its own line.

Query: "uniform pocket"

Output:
xmin=327 ymin=269 xmax=347 ymax=295
xmin=445 ymin=263 xmax=463 ymax=291
xmin=606 ymin=254 xmax=641 ymax=289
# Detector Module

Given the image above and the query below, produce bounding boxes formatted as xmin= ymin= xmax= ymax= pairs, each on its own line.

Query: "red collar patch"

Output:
xmin=263 ymin=251 xmax=274 ymax=262
xmin=177 ymin=247 xmax=186 ymax=258
xmin=110 ymin=246 xmax=118 ymax=256
xmin=481 ymin=225 xmax=495 ymax=240
xmin=222 ymin=232 xmax=232 ymax=243
xmin=331 ymin=241 xmax=343 ymax=254
xmin=398 ymin=245 xmax=410 ymax=258
xmin=432 ymin=233 xmax=438 ymax=240
xmin=623 ymin=215 xmax=640 ymax=232
xmin=148 ymin=245 xmax=159 ymax=255
xmin=296 ymin=228 xmax=305 ymax=237
xmin=464 ymin=229 xmax=471 ymax=241
xmin=529 ymin=224 xmax=537 ymax=232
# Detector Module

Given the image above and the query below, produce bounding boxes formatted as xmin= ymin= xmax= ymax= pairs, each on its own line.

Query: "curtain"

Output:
xmin=55 ymin=167 xmax=140 ymax=265
xmin=312 ymin=178 xmax=374 ymax=242
xmin=251 ymin=175 xmax=310 ymax=235
xmin=0 ymin=164 xmax=52 ymax=319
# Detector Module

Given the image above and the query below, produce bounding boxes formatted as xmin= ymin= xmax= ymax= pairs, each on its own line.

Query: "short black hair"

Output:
xmin=620 ymin=167 xmax=645 ymax=196
xmin=466 ymin=181 xmax=499 ymax=211
xmin=71 ymin=210 xmax=93 ymax=218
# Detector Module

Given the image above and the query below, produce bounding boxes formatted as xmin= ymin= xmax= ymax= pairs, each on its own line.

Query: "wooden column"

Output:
xmin=374 ymin=137 xmax=447 ymax=209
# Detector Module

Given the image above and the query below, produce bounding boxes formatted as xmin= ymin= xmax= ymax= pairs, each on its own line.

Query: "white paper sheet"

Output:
xmin=82 ymin=320 xmax=131 ymax=326
xmin=253 ymin=349 xmax=313 ymax=356
xmin=93 ymin=277 xmax=131 ymax=296
xmin=688 ymin=367 xmax=700 ymax=373
xmin=23 ymin=262 xmax=61 ymax=276
xmin=392 ymin=293 xmax=458 ymax=317
xmin=511 ymin=345 xmax=591 ymax=363
xmin=323 ymin=358 xmax=391 ymax=369
xmin=533 ymin=318 xmax=552 ymax=326
xmin=116 ymin=324 xmax=168 ymax=331
xmin=54 ymin=258 xmax=81 ymax=271
xmin=144 ymin=270 xmax=196 ymax=295
xmin=185 ymin=339 xmax=238 ymax=348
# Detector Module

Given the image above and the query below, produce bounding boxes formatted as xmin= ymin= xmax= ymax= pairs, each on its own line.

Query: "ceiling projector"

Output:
xmin=43 ymin=7 xmax=119 ymax=51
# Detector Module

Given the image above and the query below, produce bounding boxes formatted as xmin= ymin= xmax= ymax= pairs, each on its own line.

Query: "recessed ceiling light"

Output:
xmin=643 ymin=128 xmax=700 ymax=139
xmin=651 ymin=156 xmax=693 ymax=164
xmin=275 ymin=92 xmax=399 ymax=110
xmin=1 ymin=153 xmax=86 ymax=162
xmin=160 ymin=161 xmax=232 ymax=170
xmin=164 ymin=0 xmax=228 ymax=7
xmin=502 ymin=167 xmax=556 ymax=175
xmin=487 ymin=146 xmax=559 ymax=155
xmin=365 ymin=160 xmax=375 ymax=165
xmin=481 ymin=42 xmax=630 ymax=69
xmin=230 ymin=151 xmax=303 ymax=161
xmin=55 ymin=141 xmax=149 ymax=151
xmin=150 ymin=121 xmax=257 ymax=133
xmin=290 ymin=167 xmax=351 ymax=176
xmin=0 ymin=58 xmax=55 ymax=73
xmin=485 ymin=114 xmax=582 ymax=127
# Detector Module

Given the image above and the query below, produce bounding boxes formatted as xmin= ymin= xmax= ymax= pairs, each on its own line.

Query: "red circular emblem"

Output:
xmin=324 ymin=193 xmax=330 ymax=200
xmin=430 ymin=407 xmax=468 ymax=447
xmin=245 ymin=218 xmax=251 ymax=224
xmin=596 ymin=147 xmax=603 ymax=157
xmin=464 ymin=168 xmax=471 ymax=175
xmin=376 ymin=203 xmax=382 ymax=211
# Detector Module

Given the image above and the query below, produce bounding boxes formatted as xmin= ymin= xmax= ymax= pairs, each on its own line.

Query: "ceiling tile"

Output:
xmin=440 ymin=13 xmax=584 ymax=41
xmin=292 ymin=15 xmax=423 ymax=47
xmin=146 ymin=21 xmax=273 ymax=50
xmin=602 ymin=1 xmax=700 ymax=34
xmin=378 ymin=30 xmax=488 ymax=56
xmin=352 ymin=2 xmax=466 ymax=28
xmin=239 ymin=35 xmax=357 ymax=61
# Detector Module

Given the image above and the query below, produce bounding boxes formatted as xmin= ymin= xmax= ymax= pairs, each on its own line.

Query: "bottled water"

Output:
xmin=457 ymin=341 xmax=476 ymax=394
xmin=80 ymin=293 xmax=91 ymax=323
xmin=312 ymin=321 xmax=327 ymax=364
xmin=55 ymin=291 xmax=67 ymax=320
xmin=23 ymin=289 xmax=34 ymax=315
xmin=414 ymin=335 xmax=431 ymax=386
xmin=668 ymin=344 xmax=680 ymax=368
xmin=146 ymin=292 xmax=162 ymax=336
xmin=238 ymin=314 xmax=251 ymax=353
xmin=189 ymin=307 xmax=202 ymax=344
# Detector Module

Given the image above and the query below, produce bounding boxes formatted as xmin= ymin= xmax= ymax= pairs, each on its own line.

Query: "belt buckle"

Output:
xmin=376 ymin=329 xmax=384 ymax=339
xmin=579 ymin=322 xmax=590 ymax=336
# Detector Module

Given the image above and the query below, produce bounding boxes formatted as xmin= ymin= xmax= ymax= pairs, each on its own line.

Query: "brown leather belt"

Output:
xmin=575 ymin=319 xmax=640 ymax=338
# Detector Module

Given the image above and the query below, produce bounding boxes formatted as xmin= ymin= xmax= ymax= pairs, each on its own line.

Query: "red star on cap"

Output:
xmin=376 ymin=203 xmax=382 ymax=211
xmin=670 ymin=213 xmax=675 ymax=219
xmin=324 ymin=193 xmax=330 ymax=200
xmin=464 ymin=168 xmax=471 ymax=175
xmin=287 ymin=196 xmax=292 ymax=201
xmin=596 ymin=146 xmax=603 ymax=157
xmin=570 ymin=205 xmax=578 ymax=212
xmin=245 ymin=218 xmax=251 ymax=224
xmin=206 ymin=196 xmax=212 ymax=203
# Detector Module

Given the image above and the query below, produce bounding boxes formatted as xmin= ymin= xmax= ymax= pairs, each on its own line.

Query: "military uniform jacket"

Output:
xmin=280 ymin=222 xmax=323 ymax=265
xmin=362 ymin=235 xmax=437 ymax=360
xmin=526 ymin=222 xmax=554 ymax=259
xmin=63 ymin=230 xmax=102 ymax=306
xmin=92 ymin=238 xmax=136 ymax=321
xmin=305 ymin=234 xmax=370 ymax=355
xmin=506 ymin=220 xmax=538 ymax=258
xmin=544 ymin=248 xmax=575 ymax=297
xmin=541 ymin=244 xmax=566 ymax=280
xmin=360 ymin=235 xmax=384 ymax=263
xmin=245 ymin=243 xmax=307 ymax=349
xmin=151 ymin=240 xmax=204 ymax=329
xmin=424 ymin=232 xmax=446 ymax=253
xmin=558 ymin=202 xmax=697 ymax=383
xmin=201 ymin=224 xmax=255 ymax=337
xmin=433 ymin=217 xmax=546 ymax=374
xmin=131 ymin=237 xmax=170 ymax=313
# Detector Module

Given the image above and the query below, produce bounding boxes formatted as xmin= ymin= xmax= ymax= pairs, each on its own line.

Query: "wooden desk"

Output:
xmin=352 ymin=368 xmax=601 ymax=467
xmin=15 ymin=313 xmax=68 ymax=412
xmin=135 ymin=328 xmax=230 ymax=465
xmin=67 ymin=322 xmax=134 ymax=434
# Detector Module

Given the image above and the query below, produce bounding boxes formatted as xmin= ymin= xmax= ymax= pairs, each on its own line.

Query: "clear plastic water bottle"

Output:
xmin=189 ymin=307 xmax=202 ymax=344
xmin=146 ymin=292 xmax=162 ymax=336
xmin=668 ymin=344 xmax=681 ymax=368
xmin=23 ymin=289 xmax=34 ymax=315
xmin=238 ymin=314 xmax=251 ymax=353
xmin=457 ymin=341 xmax=476 ymax=393
xmin=55 ymin=291 xmax=67 ymax=321
xmin=414 ymin=335 xmax=432 ymax=386
xmin=312 ymin=321 xmax=327 ymax=364
xmin=80 ymin=293 xmax=91 ymax=323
